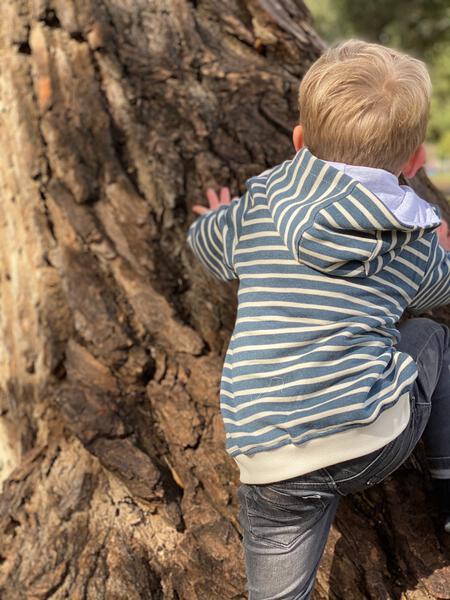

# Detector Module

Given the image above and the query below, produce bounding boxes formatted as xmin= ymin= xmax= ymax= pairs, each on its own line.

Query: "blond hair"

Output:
xmin=298 ymin=39 xmax=432 ymax=174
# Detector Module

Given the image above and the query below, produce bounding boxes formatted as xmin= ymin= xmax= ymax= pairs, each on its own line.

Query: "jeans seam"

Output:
xmin=412 ymin=326 xmax=445 ymax=392
xmin=262 ymin=486 xmax=328 ymax=513
xmin=269 ymin=469 xmax=338 ymax=491
xmin=322 ymin=468 xmax=339 ymax=492
xmin=243 ymin=487 xmax=254 ymax=537
xmin=413 ymin=326 xmax=444 ymax=365
xmin=264 ymin=481 xmax=333 ymax=488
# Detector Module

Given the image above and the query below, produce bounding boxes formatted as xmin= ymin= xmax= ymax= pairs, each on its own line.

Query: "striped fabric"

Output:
xmin=186 ymin=147 xmax=450 ymax=464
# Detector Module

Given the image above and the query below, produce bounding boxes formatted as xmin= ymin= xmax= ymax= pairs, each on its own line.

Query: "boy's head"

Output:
xmin=294 ymin=39 xmax=432 ymax=177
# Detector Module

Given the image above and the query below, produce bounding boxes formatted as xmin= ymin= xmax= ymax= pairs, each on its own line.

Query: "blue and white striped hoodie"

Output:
xmin=187 ymin=147 xmax=450 ymax=484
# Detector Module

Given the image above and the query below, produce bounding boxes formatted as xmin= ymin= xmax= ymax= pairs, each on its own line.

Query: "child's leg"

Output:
xmin=324 ymin=317 xmax=450 ymax=523
xmin=237 ymin=477 xmax=339 ymax=599
xmin=396 ymin=317 xmax=450 ymax=468
xmin=396 ymin=317 xmax=450 ymax=528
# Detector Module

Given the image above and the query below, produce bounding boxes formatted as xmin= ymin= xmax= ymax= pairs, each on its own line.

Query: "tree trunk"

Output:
xmin=0 ymin=1 xmax=449 ymax=598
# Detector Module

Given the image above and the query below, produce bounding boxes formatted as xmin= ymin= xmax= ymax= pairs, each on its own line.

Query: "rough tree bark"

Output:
xmin=0 ymin=1 xmax=449 ymax=599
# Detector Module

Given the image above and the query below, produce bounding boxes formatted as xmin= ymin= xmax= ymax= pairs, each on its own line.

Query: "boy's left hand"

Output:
xmin=192 ymin=187 xmax=233 ymax=215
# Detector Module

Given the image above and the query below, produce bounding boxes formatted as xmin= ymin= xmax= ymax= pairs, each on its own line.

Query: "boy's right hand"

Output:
xmin=437 ymin=219 xmax=450 ymax=251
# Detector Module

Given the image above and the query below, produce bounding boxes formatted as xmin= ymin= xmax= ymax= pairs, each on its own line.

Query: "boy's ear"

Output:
xmin=401 ymin=144 xmax=426 ymax=178
xmin=292 ymin=124 xmax=304 ymax=152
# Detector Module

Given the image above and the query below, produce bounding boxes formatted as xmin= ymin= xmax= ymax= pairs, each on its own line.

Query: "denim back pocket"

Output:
xmin=242 ymin=483 xmax=328 ymax=549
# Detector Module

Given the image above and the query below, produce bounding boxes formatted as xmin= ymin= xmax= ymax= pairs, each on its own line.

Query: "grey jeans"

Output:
xmin=237 ymin=317 xmax=450 ymax=600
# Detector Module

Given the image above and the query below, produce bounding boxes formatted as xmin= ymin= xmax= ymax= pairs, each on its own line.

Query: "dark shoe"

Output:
xmin=444 ymin=515 xmax=450 ymax=533
xmin=431 ymin=479 xmax=450 ymax=534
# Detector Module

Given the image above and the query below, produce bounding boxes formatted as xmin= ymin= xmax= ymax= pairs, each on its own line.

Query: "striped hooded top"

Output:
xmin=186 ymin=147 xmax=450 ymax=484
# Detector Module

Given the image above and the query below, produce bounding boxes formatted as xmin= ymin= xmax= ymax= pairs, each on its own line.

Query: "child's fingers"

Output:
xmin=203 ymin=186 xmax=233 ymax=212
xmin=206 ymin=187 xmax=220 ymax=209
xmin=192 ymin=204 xmax=211 ymax=215
xmin=220 ymin=187 xmax=231 ymax=204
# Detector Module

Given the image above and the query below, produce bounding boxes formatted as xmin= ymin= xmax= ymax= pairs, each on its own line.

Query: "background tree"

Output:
xmin=0 ymin=1 xmax=449 ymax=599
xmin=308 ymin=0 xmax=450 ymax=161
xmin=320 ymin=0 xmax=450 ymax=53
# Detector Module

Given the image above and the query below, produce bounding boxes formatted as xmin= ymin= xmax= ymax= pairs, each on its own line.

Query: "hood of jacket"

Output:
xmin=246 ymin=147 xmax=441 ymax=278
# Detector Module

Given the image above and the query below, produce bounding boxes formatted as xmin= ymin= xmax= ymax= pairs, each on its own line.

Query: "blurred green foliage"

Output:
xmin=307 ymin=0 xmax=450 ymax=155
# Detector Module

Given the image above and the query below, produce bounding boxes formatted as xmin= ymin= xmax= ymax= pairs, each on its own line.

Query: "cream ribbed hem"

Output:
xmin=233 ymin=391 xmax=411 ymax=484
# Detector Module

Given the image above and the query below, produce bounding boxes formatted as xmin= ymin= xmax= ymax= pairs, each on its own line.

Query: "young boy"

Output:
xmin=186 ymin=39 xmax=450 ymax=599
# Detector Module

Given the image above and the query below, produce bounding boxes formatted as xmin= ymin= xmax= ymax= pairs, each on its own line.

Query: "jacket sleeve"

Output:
xmin=408 ymin=232 xmax=450 ymax=314
xmin=186 ymin=193 xmax=245 ymax=282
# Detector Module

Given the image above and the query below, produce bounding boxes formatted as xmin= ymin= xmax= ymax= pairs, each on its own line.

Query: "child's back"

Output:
xmin=212 ymin=147 xmax=444 ymax=484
